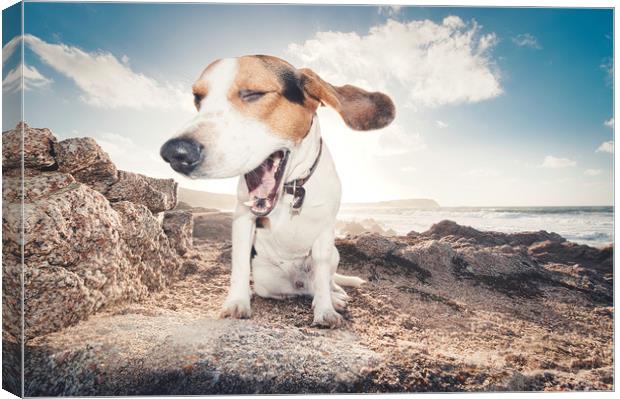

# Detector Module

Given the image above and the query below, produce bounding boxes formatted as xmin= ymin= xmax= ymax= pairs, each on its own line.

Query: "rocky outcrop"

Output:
xmin=2 ymin=123 xmax=192 ymax=345
xmin=163 ymin=211 xmax=194 ymax=256
xmin=418 ymin=220 xmax=613 ymax=302
xmin=336 ymin=218 xmax=397 ymax=237
xmin=2 ymin=122 xmax=57 ymax=170
xmin=106 ymin=171 xmax=177 ymax=213
xmin=192 ymin=211 xmax=233 ymax=242
xmin=418 ymin=219 xmax=566 ymax=247
xmin=54 ymin=137 xmax=119 ymax=193
xmin=21 ymin=213 xmax=614 ymax=394
xmin=25 ymin=315 xmax=379 ymax=396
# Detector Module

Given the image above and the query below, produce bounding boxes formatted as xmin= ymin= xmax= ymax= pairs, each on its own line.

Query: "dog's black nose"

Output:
xmin=160 ymin=137 xmax=204 ymax=175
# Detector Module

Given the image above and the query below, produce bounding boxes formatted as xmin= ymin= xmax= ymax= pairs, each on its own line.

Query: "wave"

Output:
xmin=564 ymin=231 xmax=613 ymax=243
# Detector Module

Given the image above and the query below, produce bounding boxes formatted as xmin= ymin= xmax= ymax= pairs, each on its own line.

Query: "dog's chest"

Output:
xmin=254 ymin=179 xmax=340 ymax=262
xmin=254 ymin=192 xmax=333 ymax=259
xmin=249 ymin=142 xmax=341 ymax=263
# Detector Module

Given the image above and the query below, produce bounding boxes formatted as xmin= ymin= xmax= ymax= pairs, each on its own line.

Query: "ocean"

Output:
xmin=337 ymin=206 xmax=614 ymax=248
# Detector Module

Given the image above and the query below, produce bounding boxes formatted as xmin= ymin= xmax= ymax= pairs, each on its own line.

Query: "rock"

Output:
xmin=111 ymin=201 xmax=180 ymax=291
xmin=340 ymin=233 xmax=399 ymax=259
xmin=2 ymin=336 xmax=21 ymax=395
xmin=106 ymin=171 xmax=177 ymax=213
xmin=174 ymin=201 xmax=219 ymax=213
xmin=192 ymin=212 xmax=233 ymax=241
xmin=54 ymin=137 xmax=107 ymax=172
xmin=163 ymin=211 xmax=194 ymax=255
xmin=529 ymin=239 xmax=613 ymax=273
xmin=24 ymin=316 xmax=379 ymax=396
xmin=54 ymin=137 xmax=118 ymax=193
xmin=2 ymin=254 xmax=23 ymax=342
xmin=396 ymin=240 xmax=456 ymax=274
xmin=336 ymin=218 xmax=396 ymax=237
xmin=419 ymin=220 xmax=613 ymax=302
xmin=2 ymin=123 xmax=189 ymax=341
xmin=3 ymin=172 xmax=77 ymax=204
xmin=2 ymin=122 xmax=57 ymax=169
xmin=17 ymin=177 xmax=183 ymax=340
xmin=424 ymin=220 xmax=566 ymax=247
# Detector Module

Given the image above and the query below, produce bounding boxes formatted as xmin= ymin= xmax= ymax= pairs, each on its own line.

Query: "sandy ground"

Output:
xmin=19 ymin=218 xmax=614 ymax=395
xmin=89 ymin=234 xmax=614 ymax=393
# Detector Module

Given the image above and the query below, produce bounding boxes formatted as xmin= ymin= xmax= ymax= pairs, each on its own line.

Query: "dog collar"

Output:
xmin=283 ymin=138 xmax=323 ymax=214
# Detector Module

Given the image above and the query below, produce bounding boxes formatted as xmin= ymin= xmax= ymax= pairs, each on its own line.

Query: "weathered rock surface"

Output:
xmin=2 ymin=122 xmax=57 ymax=169
xmin=163 ymin=211 xmax=194 ymax=256
xmin=192 ymin=211 xmax=233 ymax=241
xmin=2 ymin=123 xmax=192 ymax=346
xmin=336 ymin=218 xmax=397 ymax=237
xmin=54 ymin=137 xmax=119 ymax=193
xmin=22 ymin=213 xmax=614 ymax=394
xmin=25 ymin=315 xmax=378 ymax=396
xmin=106 ymin=171 xmax=177 ymax=213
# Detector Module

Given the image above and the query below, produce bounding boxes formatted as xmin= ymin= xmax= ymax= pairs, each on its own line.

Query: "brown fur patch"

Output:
xmin=299 ymin=68 xmax=395 ymax=131
xmin=227 ymin=56 xmax=318 ymax=142
xmin=256 ymin=217 xmax=271 ymax=229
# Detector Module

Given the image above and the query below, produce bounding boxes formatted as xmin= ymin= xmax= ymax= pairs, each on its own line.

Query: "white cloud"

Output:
xmin=288 ymin=16 xmax=502 ymax=108
xmin=596 ymin=140 xmax=614 ymax=154
xmin=436 ymin=120 xmax=448 ymax=128
xmin=541 ymin=155 xmax=576 ymax=168
xmin=2 ymin=35 xmax=21 ymax=66
xmin=604 ymin=117 xmax=614 ymax=128
xmin=464 ymin=169 xmax=500 ymax=177
xmin=2 ymin=63 xmax=53 ymax=93
xmin=401 ymin=165 xmax=417 ymax=172
xmin=22 ymin=34 xmax=193 ymax=111
xmin=584 ymin=169 xmax=602 ymax=176
xmin=512 ymin=33 xmax=541 ymax=49
xmin=378 ymin=6 xmax=402 ymax=17
xmin=442 ymin=15 xmax=466 ymax=29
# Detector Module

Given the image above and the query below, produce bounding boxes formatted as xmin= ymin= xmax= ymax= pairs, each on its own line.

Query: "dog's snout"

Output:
xmin=160 ymin=137 xmax=204 ymax=175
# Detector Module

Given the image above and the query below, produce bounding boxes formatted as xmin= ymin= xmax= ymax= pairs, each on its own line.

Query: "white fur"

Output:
xmin=179 ymin=58 xmax=292 ymax=179
xmin=174 ymin=58 xmax=365 ymax=327
xmin=222 ymin=118 xmax=364 ymax=327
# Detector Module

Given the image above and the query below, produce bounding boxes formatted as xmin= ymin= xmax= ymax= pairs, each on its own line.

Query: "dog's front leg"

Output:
xmin=220 ymin=204 xmax=255 ymax=319
xmin=311 ymin=228 xmax=343 ymax=328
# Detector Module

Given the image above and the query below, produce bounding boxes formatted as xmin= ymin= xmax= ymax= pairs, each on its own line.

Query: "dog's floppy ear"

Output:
xmin=299 ymin=68 xmax=395 ymax=131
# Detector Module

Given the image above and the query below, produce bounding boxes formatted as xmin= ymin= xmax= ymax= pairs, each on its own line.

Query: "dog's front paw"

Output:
xmin=220 ymin=296 xmax=252 ymax=319
xmin=331 ymin=290 xmax=349 ymax=312
xmin=313 ymin=308 xmax=343 ymax=328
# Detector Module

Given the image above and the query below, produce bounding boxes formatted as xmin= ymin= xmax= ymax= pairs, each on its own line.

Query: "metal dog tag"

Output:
xmin=290 ymin=186 xmax=306 ymax=215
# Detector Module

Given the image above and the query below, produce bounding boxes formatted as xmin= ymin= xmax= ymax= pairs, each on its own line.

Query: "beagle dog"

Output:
xmin=161 ymin=55 xmax=394 ymax=327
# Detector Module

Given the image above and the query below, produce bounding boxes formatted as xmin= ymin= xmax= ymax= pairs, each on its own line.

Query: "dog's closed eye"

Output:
xmin=239 ymin=89 xmax=267 ymax=103
xmin=193 ymin=93 xmax=204 ymax=110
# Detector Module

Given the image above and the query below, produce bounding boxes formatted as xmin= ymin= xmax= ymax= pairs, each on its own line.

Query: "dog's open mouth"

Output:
xmin=243 ymin=150 xmax=289 ymax=216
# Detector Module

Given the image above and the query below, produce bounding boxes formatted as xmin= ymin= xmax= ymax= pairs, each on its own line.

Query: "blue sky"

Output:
xmin=2 ymin=3 xmax=614 ymax=206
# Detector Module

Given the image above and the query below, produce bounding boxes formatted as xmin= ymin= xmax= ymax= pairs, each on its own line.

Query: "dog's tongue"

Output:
xmin=252 ymin=164 xmax=276 ymax=198
xmin=244 ymin=154 xmax=283 ymax=212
